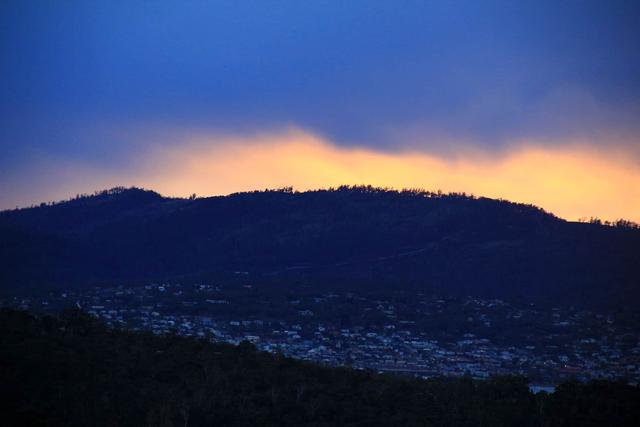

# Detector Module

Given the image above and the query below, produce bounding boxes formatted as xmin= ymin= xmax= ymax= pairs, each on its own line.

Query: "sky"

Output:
xmin=1 ymin=1 xmax=640 ymax=221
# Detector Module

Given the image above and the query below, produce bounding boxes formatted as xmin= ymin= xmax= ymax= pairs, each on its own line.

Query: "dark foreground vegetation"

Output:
xmin=2 ymin=309 xmax=639 ymax=426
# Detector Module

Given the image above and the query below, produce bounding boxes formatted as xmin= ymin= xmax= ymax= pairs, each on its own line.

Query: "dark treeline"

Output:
xmin=9 ymin=185 xmax=639 ymax=229
xmin=2 ymin=309 xmax=639 ymax=427
xmin=1 ymin=186 xmax=639 ymax=310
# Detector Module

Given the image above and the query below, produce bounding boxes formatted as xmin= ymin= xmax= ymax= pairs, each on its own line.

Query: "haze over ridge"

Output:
xmin=3 ymin=129 xmax=639 ymax=223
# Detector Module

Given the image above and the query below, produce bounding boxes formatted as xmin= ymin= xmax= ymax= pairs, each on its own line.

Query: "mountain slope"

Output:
xmin=1 ymin=186 xmax=638 ymax=309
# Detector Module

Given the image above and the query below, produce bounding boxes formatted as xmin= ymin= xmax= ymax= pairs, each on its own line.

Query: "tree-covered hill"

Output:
xmin=1 ymin=186 xmax=638 ymax=309
xmin=2 ymin=309 xmax=639 ymax=426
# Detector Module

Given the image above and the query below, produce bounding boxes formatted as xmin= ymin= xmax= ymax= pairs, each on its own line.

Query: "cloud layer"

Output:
xmin=1 ymin=2 xmax=639 ymax=219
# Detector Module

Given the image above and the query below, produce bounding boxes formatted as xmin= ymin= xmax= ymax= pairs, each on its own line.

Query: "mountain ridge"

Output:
xmin=1 ymin=186 xmax=638 ymax=310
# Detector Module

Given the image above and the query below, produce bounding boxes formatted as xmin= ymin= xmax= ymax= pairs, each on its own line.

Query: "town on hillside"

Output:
xmin=3 ymin=280 xmax=638 ymax=389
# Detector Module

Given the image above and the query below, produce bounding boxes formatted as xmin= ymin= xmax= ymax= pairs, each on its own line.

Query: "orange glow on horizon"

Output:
xmin=135 ymin=130 xmax=640 ymax=223
xmin=3 ymin=130 xmax=639 ymax=223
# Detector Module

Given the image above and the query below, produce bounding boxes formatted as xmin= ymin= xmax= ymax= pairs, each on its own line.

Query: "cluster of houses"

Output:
xmin=3 ymin=282 xmax=639 ymax=386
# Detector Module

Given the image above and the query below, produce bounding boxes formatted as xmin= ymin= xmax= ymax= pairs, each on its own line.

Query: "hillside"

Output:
xmin=1 ymin=186 xmax=638 ymax=309
xmin=2 ymin=309 xmax=640 ymax=427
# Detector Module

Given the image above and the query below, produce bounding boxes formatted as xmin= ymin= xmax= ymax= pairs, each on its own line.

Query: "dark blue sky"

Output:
xmin=1 ymin=1 xmax=640 ymax=209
